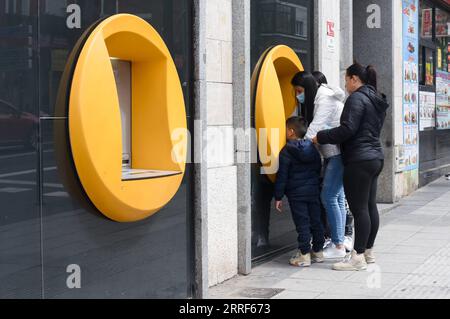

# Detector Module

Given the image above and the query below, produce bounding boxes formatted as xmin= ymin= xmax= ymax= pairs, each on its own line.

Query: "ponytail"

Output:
xmin=346 ymin=62 xmax=378 ymax=91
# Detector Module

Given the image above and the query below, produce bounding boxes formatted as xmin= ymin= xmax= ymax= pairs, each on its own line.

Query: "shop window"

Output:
xmin=436 ymin=8 xmax=450 ymax=73
xmin=419 ymin=46 xmax=435 ymax=86
xmin=425 ymin=47 xmax=435 ymax=86
xmin=419 ymin=1 xmax=435 ymax=87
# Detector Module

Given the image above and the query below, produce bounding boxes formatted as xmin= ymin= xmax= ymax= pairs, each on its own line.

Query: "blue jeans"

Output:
xmin=321 ymin=155 xmax=347 ymax=246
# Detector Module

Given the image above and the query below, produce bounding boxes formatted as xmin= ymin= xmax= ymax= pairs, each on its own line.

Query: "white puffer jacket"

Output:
xmin=306 ymin=84 xmax=346 ymax=159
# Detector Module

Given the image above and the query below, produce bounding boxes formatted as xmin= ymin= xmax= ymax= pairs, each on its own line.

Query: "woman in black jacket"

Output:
xmin=313 ymin=63 xmax=389 ymax=271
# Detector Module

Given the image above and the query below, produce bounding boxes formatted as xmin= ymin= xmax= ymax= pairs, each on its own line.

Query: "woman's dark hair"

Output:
xmin=291 ymin=72 xmax=318 ymax=125
xmin=312 ymin=71 xmax=328 ymax=85
xmin=346 ymin=62 xmax=378 ymax=91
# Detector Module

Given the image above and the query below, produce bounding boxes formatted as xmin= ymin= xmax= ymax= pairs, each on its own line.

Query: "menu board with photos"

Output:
xmin=421 ymin=8 xmax=432 ymax=38
xmin=419 ymin=91 xmax=436 ymax=131
xmin=400 ymin=0 xmax=419 ymax=172
xmin=436 ymin=8 xmax=450 ymax=38
xmin=436 ymin=70 xmax=450 ymax=130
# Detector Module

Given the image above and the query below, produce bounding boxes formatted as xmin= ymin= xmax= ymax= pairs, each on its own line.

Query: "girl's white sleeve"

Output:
xmin=306 ymin=96 xmax=334 ymax=139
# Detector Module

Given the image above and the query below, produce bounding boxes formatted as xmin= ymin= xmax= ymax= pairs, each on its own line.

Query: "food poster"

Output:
xmin=419 ymin=91 xmax=436 ymax=131
xmin=421 ymin=8 xmax=432 ymax=39
xmin=436 ymin=70 xmax=450 ymax=130
xmin=402 ymin=0 xmax=419 ymax=171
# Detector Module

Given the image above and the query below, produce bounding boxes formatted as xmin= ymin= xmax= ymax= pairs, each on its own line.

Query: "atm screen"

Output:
xmin=111 ymin=58 xmax=132 ymax=169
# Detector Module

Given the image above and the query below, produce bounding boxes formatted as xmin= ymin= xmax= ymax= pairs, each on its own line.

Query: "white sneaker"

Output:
xmin=323 ymin=244 xmax=347 ymax=260
xmin=344 ymin=236 xmax=354 ymax=252
xmin=332 ymin=250 xmax=368 ymax=271
xmin=323 ymin=238 xmax=332 ymax=250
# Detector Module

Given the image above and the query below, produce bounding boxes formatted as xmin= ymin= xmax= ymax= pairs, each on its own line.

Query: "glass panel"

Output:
xmin=436 ymin=8 xmax=450 ymax=73
xmin=295 ymin=7 xmax=307 ymax=37
xmin=40 ymin=0 xmax=191 ymax=118
xmin=275 ymin=4 xmax=292 ymax=34
xmin=419 ymin=46 xmax=425 ymax=85
xmin=251 ymin=0 xmax=313 ymax=73
xmin=0 ymin=0 xmax=41 ymax=298
xmin=41 ymin=121 xmax=190 ymax=298
xmin=435 ymin=8 xmax=450 ymax=132
xmin=251 ymin=0 xmax=313 ymax=260
xmin=38 ymin=0 xmax=192 ymax=298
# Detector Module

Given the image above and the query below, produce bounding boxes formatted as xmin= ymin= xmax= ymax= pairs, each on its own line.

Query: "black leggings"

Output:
xmin=343 ymin=160 xmax=384 ymax=254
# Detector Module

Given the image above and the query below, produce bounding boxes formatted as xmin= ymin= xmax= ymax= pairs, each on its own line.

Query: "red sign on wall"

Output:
xmin=327 ymin=21 xmax=335 ymax=37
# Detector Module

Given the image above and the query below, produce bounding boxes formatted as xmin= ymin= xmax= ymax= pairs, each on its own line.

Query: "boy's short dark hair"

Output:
xmin=286 ymin=116 xmax=308 ymax=139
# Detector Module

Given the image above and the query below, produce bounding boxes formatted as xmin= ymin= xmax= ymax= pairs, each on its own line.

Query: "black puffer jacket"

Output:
xmin=274 ymin=139 xmax=322 ymax=201
xmin=317 ymin=85 xmax=389 ymax=165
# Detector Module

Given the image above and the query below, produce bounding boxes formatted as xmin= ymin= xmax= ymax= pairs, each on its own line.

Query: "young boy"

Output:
xmin=275 ymin=117 xmax=325 ymax=267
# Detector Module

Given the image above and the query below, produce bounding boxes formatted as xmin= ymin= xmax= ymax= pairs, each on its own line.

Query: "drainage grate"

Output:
xmin=236 ymin=288 xmax=284 ymax=299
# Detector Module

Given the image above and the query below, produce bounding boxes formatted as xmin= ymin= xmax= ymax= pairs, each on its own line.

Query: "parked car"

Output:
xmin=0 ymin=99 xmax=38 ymax=149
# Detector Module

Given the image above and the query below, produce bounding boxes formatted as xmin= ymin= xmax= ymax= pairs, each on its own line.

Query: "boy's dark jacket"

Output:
xmin=274 ymin=139 xmax=322 ymax=201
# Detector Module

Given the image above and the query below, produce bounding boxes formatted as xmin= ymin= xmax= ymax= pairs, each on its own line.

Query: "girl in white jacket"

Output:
xmin=292 ymin=71 xmax=348 ymax=260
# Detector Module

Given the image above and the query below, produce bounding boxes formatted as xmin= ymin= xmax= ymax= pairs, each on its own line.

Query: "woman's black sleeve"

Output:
xmin=317 ymin=93 xmax=366 ymax=145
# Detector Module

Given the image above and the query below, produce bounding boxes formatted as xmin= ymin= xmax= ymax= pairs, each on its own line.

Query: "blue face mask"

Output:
xmin=296 ymin=92 xmax=305 ymax=104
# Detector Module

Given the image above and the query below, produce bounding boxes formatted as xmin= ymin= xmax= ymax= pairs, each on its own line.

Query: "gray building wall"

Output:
xmin=233 ymin=0 xmax=252 ymax=276
xmin=353 ymin=0 xmax=396 ymax=203
xmin=340 ymin=0 xmax=353 ymax=90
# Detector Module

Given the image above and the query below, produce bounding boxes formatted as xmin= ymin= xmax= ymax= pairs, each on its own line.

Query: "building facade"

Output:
xmin=0 ymin=0 xmax=449 ymax=299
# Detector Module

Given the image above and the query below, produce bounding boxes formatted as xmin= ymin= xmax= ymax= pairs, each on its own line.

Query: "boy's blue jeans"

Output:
xmin=321 ymin=155 xmax=347 ymax=246
xmin=288 ymin=198 xmax=325 ymax=255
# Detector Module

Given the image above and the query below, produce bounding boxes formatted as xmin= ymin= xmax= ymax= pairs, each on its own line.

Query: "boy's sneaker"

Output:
xmin=289 ymin=250 xmax=311 ymax=267
xmin=332 ymin=250 xmax=367 ymax=271
xmin=323 ymin=244 xmax=346 ymax=259
xmin=311 ymin=251 xmax=324 ymax=263
xmin=344 ymin=236 xmax=354 ymax=252
xmin=364 ymin=249 xmax=376 ymax=264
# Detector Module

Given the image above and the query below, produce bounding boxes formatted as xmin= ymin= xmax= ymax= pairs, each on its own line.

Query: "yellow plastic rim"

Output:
xmin=252 ymin=45 xmax=304 ymax=182
xmin=67 ymin=14 xmax=187 ymax=222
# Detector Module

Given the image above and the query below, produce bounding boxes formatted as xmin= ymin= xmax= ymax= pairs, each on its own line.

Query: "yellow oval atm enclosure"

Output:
xmin=58 ymin=14 xmax=187 ymax=222
xmin=251 ymin=45 xmax=304 ymax=182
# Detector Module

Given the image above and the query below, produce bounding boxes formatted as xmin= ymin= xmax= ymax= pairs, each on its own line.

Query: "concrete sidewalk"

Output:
xmin=209 ymin=177 xmax=450 ymax=299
